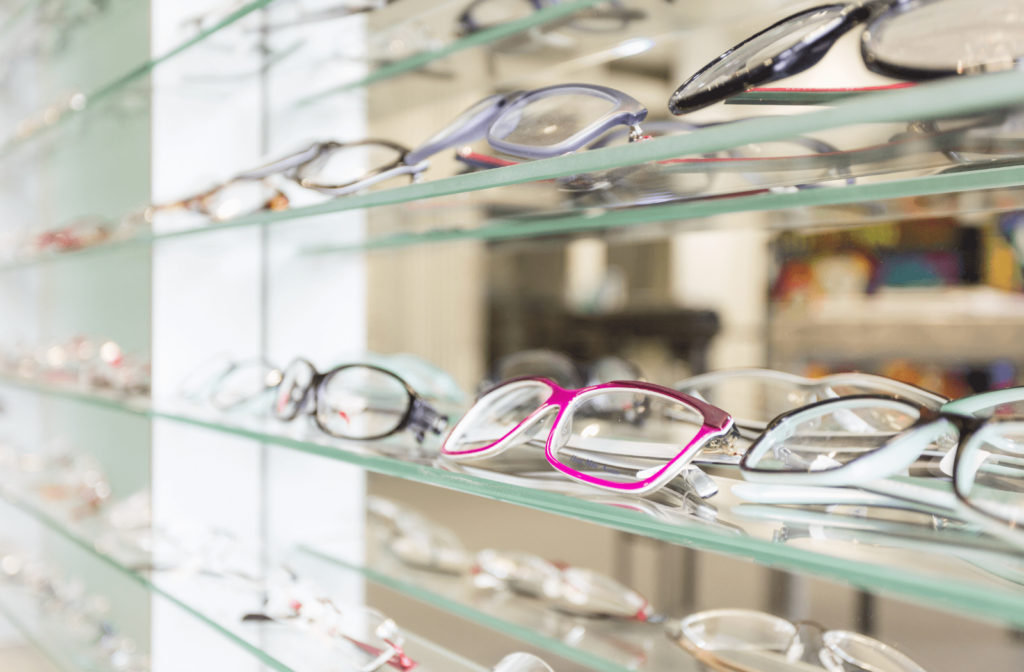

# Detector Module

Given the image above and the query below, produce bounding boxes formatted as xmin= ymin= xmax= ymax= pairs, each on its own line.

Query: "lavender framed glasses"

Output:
xmin=297 ymin=84 xmax=646 ymax=195
xmin=441 ymin=377 xmax=736 ymax=495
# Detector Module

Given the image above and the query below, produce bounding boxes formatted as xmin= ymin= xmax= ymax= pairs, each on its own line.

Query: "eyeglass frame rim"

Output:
xmin=678 ymin=369 xmax=948 ymax=435
xmin=275 ymin=359 xmax=435 ymax=441
xmin=738 ymin=393 xmax=980 ymax=484
xmin=487 ymin=83 xmax=648 ymax=160
xmin=668 ymin=1 xmax=875 ymax=115
xmin=441 ymin=375 xmax=733 ymax=494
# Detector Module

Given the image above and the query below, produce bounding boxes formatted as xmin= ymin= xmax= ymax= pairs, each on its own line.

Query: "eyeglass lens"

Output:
xmin=549 ymin=391 xmax=704 ymax=482
xmin=747 ymin=399 xmax=927 ymax=474
xmin=315 ymin=366 xmax=412 ymax=439
xmin=490 ymin=93 xmax=617 ymax=148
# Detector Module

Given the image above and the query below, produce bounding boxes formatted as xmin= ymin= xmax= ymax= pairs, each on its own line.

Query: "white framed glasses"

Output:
xmin=668 ymin=608 xmax=929 ymax=672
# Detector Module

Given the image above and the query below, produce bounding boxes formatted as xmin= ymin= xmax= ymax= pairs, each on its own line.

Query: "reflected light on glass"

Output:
xmin=612 ymin=38 xmax=653 ymax=58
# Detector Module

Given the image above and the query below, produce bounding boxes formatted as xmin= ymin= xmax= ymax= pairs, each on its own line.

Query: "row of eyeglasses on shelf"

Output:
xmin=5 ymin=0 xmax=1024 ymax=262
xmin=0 ymin=335 xmax=151 ymax=394
xmin=0 ymin=444 xmax=558 ymax=672
xmin=0 ymin=546 xmax=149 ymax=672
xmin=177 ymin=348 xmax=1024 ymax=549
xmin=2 ymin=336 xmax=1022 ymax=551
xmin=365 ymin=496 xmax=931 ymax=672
xmin=0 ymin=436 xmax=929 ymax=672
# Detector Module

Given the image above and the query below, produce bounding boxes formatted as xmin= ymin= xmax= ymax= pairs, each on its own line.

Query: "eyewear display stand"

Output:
xmin=1 ymin=1 xmax=1024 ymax=672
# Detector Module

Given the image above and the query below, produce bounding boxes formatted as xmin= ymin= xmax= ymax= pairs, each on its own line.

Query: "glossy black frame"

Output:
xmin=275 ymin=360 xmax=448 ymax=442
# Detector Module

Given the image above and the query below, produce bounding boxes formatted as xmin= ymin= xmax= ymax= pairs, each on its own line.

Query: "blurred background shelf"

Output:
xmin=771 ymin=287 xmax=1024 ymax=362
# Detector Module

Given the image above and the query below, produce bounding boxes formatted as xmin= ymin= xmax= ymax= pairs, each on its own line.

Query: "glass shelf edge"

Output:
xmin=0 ymin=487 xmax=299 ymax=672
xmin=2 ymin=70 xmax=1024 ymax=273
xmin=0 ymin=591 xmax=78 ymax=672
xmin=297 ymin=0 xmax=605 ymax=105
xmin=6 ymin=156 xmax=1024 ymax=276
xmin=0 ymin=0 xmax=277 ymax=162
xmin=299 ymin=545 xmax=633 ymax=672
xmin=3 ymin=377 xmax=1024 ymax=630
xmin=303 ymin=163 xmax=1024 ymax=256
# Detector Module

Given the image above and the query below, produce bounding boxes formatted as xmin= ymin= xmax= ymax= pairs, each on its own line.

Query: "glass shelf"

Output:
xmin=0 ymin=0 xmax=278 ymax=161
xmin=293 ymin=0 xmax=608 ymax=105
xmin=5 ymin=67 xmax=1024 ymax=272
xmin=4 ymin=375 xmax=1024 ymax=631
xmin=725 ymin=85 xmax=920 ymax=107
xmin=0 ymin=582 xmax=120 ymax=672
xmin=0 ymin=0 xmax=672 ymax=164
xmin=0 ymin=470 xmax=488 ymax=672
xmin=299 ymin=541 xmax=695 ymax=672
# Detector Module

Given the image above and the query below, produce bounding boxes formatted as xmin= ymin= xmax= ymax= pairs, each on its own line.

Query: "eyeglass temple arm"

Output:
xmin=407 ymin=398 xmax=449 ymax=442
xmin=677 ymin=637 xmax=764 ymax=672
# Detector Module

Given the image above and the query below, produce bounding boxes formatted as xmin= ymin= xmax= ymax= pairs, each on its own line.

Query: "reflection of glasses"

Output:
xmin=676 ymin=368 xmax=947 ymax=439
xmin=669 ymin=0 xmax=1024 ymax=115
xmin=274 ymin=360 xmax=448 ymax=442
xmin=442 ymin=377 xmax=737 ymax=495
xmin=484 ymin=349 xmax=643 ymax=392
xmin=667 ymin=608 xmax=929 ymax=672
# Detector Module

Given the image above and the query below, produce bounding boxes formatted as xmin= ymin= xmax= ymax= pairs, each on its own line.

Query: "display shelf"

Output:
xmin=4 ymin=376 xmax=1024 ymax=630
xmin=0 ymin=582 xmax=113 ymax=672
xmin=0 ymin=0 xmax=277 ymax=160
xmin=0 ymin=479 xmax=488 ymax=672
xmin=295 ymin=0 xmax=607 ymax=105
xmin=5 ymin=158 xmax=1024 ymax=275
xmin=770 ymin=287 xmax=1024 ymax=363
xmin=726 ymin=84 xmax=919 ymax=106
xmin=299 ymin=541 xmax=690 ymax=672
xmin=7 ymin=69 xmax=1024 ymax=272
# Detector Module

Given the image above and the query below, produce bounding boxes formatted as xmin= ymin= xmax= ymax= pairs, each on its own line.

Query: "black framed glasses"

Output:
xmin=668 ymin=0 xmax=1024 ymax=115
xmin=273 ymin=360 xmax=448 ymax=442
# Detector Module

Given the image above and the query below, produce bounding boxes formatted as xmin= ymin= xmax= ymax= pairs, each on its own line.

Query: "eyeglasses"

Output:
xmin=274 ymin=360 xmax=448 ymax=442
xmin=474 ymin=548 xmax=655 ymax=620
xmin=676 ymin=368 xmax=947 ymax=439
xmin=493 ymin=653 xmax=556 ymax=672
xmin=0 ymin=548 xmax=150 ymax=671
xmin=0 ymin=444 xmax=113 ymax=519
xmin=367 ymin=496 xmax=472 ymax=574
xmin=245 ymin=569 xmax=414 ymax=672
xmin=363 ymin=497 xmax=658 ymax=619
xmin=151 ymin=141 xmax=328 ymax=222
xmin=178 ymin=355 xmax=283 ymax=412
xmin=441 ymin=377 xmax=737 ymax=495
xmin=1 ymin=335 xmax=151 ymax=395
xmin=484 ymin=349 xmax=643 ymax=393
xmin=300 ymin=83 xmax=646 ymax=194
xmin=669 ymin=0 xmax=1024 ymax=115
xmin=667 ymin=608 xmax=929 ymax=672
xmin=739 ymin=388 xmax=1024 ymax=541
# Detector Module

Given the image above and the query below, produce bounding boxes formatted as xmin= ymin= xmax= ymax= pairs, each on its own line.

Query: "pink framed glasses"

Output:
xmin=441 ymin=377 xmax=737 ymax=496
